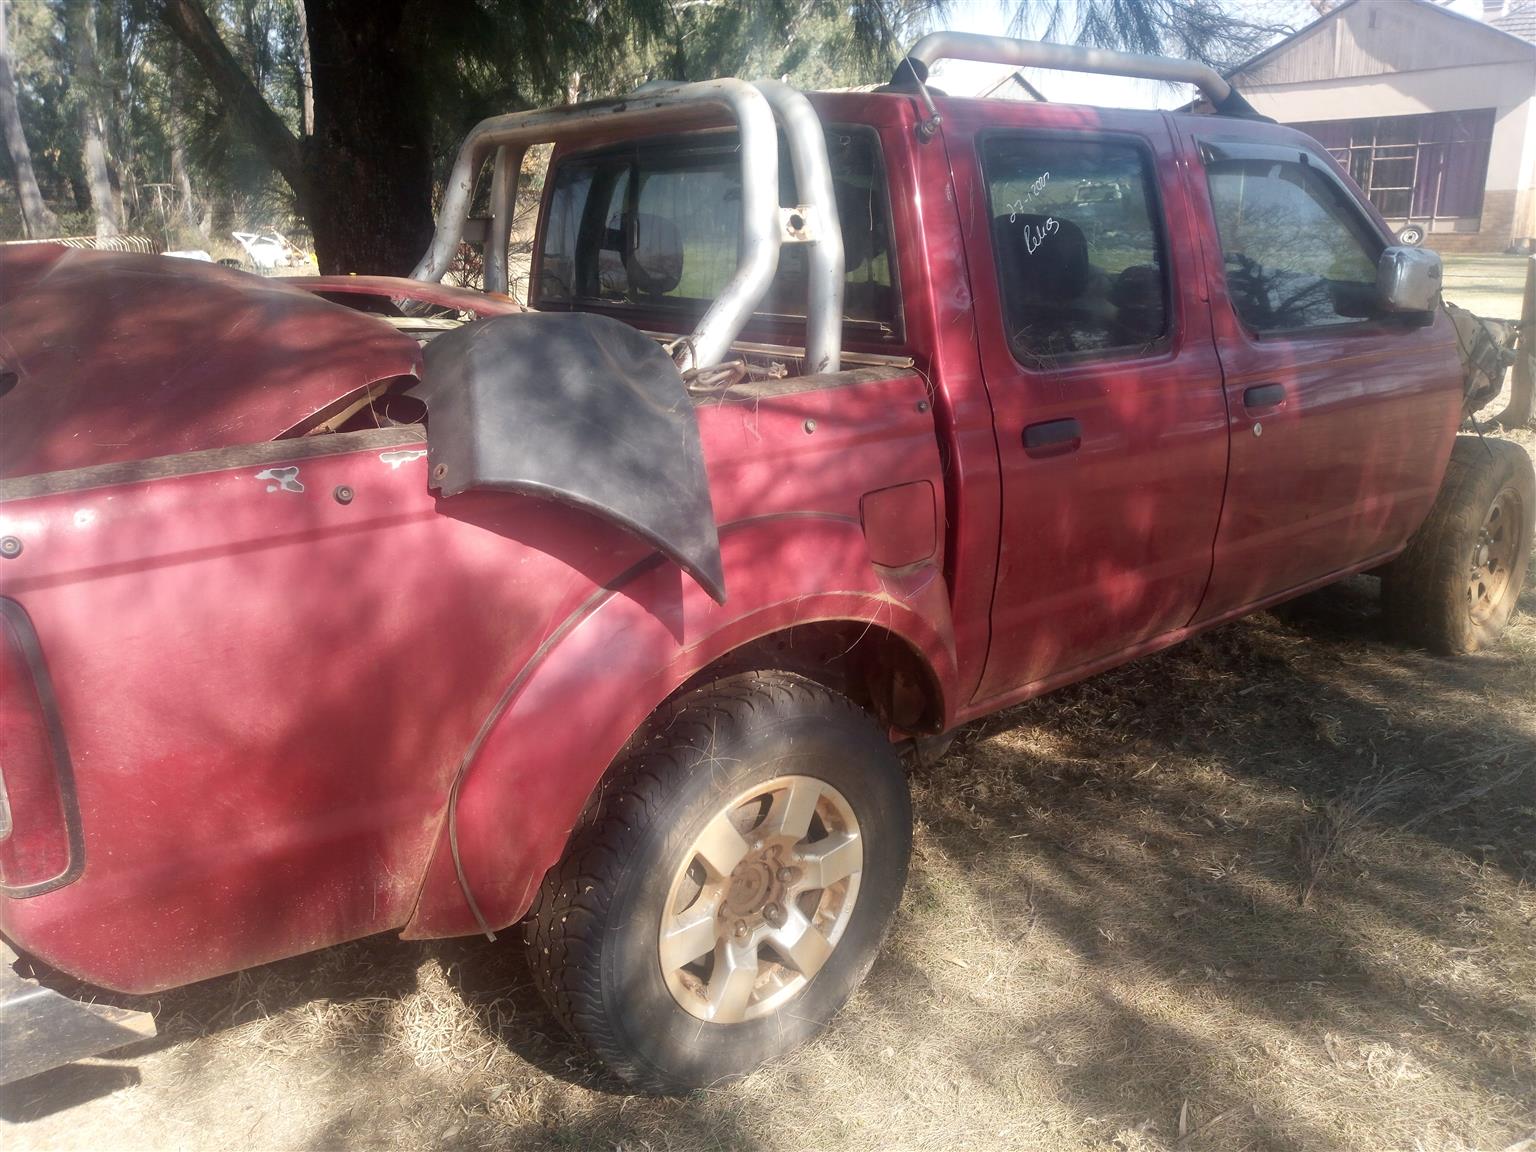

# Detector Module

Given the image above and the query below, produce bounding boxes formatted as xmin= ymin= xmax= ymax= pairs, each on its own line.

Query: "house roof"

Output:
xmin=1225 ymin=0 xmax=1536 ymax=82
xmin=1490 ymin=0 xmax=1536 ymax=42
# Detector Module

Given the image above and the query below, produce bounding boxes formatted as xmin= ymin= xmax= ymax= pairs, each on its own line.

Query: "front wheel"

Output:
xmin=1383 ymin=436 xmax=1534 ymax=654
xmin=523 ymin=671 xmax=912 ymax=1093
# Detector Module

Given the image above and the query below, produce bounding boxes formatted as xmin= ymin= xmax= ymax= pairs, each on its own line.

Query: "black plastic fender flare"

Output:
xmin=413 ymin=312 xmax=726 ymax=603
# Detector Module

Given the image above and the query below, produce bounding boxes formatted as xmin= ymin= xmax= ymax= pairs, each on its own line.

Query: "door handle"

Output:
xmin=1023 ymin=418 xmax=1082 ymax=458
xmin=1242 ymin=383 xmax=1286 ymax=411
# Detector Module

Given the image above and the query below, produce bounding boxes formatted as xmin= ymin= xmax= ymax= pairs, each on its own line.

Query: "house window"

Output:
xmin=1291 ymin=110 xmax=1495 ymax=223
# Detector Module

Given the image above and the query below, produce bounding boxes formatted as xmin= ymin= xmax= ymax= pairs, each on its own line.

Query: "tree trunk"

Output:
xmin=0 ymin=0 xmax=57 ymax=237
xmin=160 ymin=0 xmax=306 ymax=197
xmin=64 ymin=0 xmax=120 ymax=238
xmin=167 ymin=44 xmax=205 ymax=240
xmin=294 ymin=0 xmax=314 ymax=137
xmin=300 ymin=0 xmax=434 ymax=274
xmin=103 ymin=0 xmax=129 ymax=225
xmin=162 ymin=0 xmax=432 ymax=275
xmin=169 ymin=127 xmax=204 ymax=240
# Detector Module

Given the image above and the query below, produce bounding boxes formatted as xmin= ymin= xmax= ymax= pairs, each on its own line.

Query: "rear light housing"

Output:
xmin=0 ymin=599 xmax=83 ymax=896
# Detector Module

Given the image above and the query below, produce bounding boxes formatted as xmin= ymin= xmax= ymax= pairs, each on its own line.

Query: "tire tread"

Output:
xmin=522 ymin=670 xmax=884 ymax=1092
xmin=1383 ymin=435 xmax=1534 ymax=654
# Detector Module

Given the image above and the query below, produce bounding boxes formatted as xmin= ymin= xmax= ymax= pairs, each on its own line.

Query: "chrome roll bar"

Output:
xmin=906 ymin=31 xmax=1234 ymax=104
xmin=411 ymin=79 xmax=783 ymax=371
xmin=751 ymin=80 xmax=844 ymax=375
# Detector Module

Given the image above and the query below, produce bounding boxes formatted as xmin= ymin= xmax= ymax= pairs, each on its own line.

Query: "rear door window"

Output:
xmin=537 ymin=128 xmax=900 ymax=338
xmin=980 ymin=134 xmax=1170 ymax=364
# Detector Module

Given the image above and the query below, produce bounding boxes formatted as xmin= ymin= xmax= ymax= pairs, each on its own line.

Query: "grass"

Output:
xmin=3 ymin=438 xmax=1534 ymax=1152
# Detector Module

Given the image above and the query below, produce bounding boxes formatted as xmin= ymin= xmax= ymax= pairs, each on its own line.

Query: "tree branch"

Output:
xmin=158 ymin=0 xmax=307 ymax=199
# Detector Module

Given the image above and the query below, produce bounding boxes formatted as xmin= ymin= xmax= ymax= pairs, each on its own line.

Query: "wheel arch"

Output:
xmin=402 ymin=514 xmax=956 ymax=940
xmin=673 ymin=618 xmax=947 ymax=736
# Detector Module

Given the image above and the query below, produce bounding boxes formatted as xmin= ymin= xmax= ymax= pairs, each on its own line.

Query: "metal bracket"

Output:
xmin=780 ymin=205 xmax=817 ymax=244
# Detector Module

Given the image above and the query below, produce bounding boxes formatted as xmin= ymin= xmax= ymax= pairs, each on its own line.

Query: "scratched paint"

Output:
xmin=380 ymin=449 xmax=428 ymax=470
xmin=255 ymin=467 xmax=305 ymax=494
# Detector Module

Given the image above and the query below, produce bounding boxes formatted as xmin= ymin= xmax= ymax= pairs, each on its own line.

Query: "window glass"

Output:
xmin=537 ymin=129 xmax=899 ymax=334
xmin=980 ymin=135 xmax=1169 ymax=363
xmin=1205 ymin=158 xmax=1381 ymax=332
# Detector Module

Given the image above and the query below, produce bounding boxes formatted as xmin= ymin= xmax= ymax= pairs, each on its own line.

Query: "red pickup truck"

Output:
xmin=1 ymin=34 xmax=1530 ymax=1093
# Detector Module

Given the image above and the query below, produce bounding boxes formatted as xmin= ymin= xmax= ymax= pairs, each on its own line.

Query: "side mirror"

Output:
xmin=1377 ymin=245 xmax=1442 ymax=315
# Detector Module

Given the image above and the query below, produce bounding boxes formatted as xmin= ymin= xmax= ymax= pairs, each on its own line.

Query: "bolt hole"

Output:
xmin=0 ymin=371 xmax=17 ymax=400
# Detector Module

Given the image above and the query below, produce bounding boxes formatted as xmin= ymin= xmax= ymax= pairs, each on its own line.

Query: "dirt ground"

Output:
xmin=5 ymin=432 xmax=1535 ymax=1152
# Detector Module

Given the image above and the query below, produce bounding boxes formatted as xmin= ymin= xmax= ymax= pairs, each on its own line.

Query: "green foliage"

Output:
xmin=1015 ymin=0 xmax=1297 ymax=71
xmin=2 ymin=0 xmax=1297 ymax=248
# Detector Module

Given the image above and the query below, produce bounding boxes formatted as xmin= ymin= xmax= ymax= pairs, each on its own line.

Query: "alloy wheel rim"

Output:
xmin=659 ymin=774 xmax=863 ymax=1024
xmin=1468 ymin=486 xmax=1525 ymax=625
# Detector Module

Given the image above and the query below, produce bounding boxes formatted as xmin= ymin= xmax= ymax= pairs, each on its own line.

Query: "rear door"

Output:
xmin=943 ymin=104 xmax=1231 ymax=705
xmin=1181 ymin=130 xmax=1463 ymax=621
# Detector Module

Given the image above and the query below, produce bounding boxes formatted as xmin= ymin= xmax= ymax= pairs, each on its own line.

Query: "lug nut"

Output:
xmin=776 ymin=867 xmax=795 ymax=883
xmin=734 ymin=920 xmax=749 ymax=939
xmin=763 ymin=902 xmax=783 ymax=925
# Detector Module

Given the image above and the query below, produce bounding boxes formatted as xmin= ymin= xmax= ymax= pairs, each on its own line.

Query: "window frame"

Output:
xmin=530 ymin=123 xmax=906 ymax=346
xmin=1198 ymin=138 xmax=1394 ymax=341
xmin=976 ymin=126 xmax=1178 ymax=371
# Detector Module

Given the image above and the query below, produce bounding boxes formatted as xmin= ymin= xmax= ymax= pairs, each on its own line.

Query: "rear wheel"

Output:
xmin=523 ymin=671 xmax=911 ymax=1093
xmin=1383 ymin=436 xmax=1534 ymax=654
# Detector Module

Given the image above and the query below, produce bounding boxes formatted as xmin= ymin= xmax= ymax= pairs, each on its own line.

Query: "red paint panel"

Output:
xmin=408 ymin=371 xmax=955 ymax=938
xmin=861 ymin=481 xmax=937 ymax=567
xmin=0 ymin=249 xmax=422 ymax=478
xmin=405 ymin=521 xmax=956 ymax=939
xmin=0 ymin=437 xmax=645 ymax=991
xmin=286 ymin=275 xmax=524 ymax=316
xmin=0 ymin=370 xmax=952 ymax=990
xmin=938 ymin=101 xmax=1231 ymax=703
xmin=1173 ymin=123 xmax=1465 ymax=619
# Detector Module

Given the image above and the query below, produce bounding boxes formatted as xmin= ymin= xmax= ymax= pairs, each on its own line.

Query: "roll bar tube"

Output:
xmin=907 ymin=31 xmax=1234 ymax=104
xmin=751 ymin=80 xmax=844 ymax=375
xmin=410 ymin=79 xmax=782 ymax=370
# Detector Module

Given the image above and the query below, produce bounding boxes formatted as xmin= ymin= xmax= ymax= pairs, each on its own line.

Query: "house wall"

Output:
xmin=1229 ymin=0 xmax=1536 ymax=252
xmin=1239 ymin=65 xmax=1535 ymax=251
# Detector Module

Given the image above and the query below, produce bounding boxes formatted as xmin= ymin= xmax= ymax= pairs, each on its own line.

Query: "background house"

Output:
xmin=1223 ymin=0 xmax=1536 ymax=252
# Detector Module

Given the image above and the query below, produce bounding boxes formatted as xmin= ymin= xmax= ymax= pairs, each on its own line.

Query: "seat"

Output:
xmin=990 ymin=213 xmax=1104 ymax=357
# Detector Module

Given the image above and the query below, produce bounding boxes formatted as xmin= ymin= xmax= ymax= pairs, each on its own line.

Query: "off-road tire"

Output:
xmin=522 ymin=671 xmax=911 ymax=1094
xmin=1382 ymin=435 xmax=1534 ymax=654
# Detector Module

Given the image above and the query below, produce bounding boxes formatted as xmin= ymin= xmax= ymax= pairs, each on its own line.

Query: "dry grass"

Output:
xmin=4 ymin=438 xmax=1534 ymax=1152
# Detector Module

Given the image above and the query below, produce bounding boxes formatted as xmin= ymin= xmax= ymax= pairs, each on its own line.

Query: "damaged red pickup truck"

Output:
xmin=2 ymin=34 xmax=1531 ymax=1093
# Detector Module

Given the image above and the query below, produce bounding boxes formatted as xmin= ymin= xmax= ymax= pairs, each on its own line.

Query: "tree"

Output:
xmin=154 ymin=0 xmax=1294 ymax=275
xmin=1017 ymin=0 xmax=1295 ymax=71
xmin=0 ymin=0 xmax=57 ymax=236
xmin=159 ymin=0 xmax=668 ymax=273
xmin=64 ymin=0 xmax=121 ymax=237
